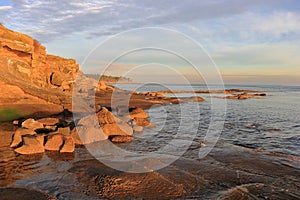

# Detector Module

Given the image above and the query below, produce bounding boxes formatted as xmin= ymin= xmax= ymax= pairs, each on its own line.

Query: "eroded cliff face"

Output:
xmin=0 ymin=24 xmax=79 ymax=117
xmin=0 ymin=24 xmax=78 ymax=91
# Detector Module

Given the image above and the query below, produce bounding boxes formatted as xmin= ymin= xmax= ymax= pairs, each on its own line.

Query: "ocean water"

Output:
xmin=114 ymin=83 xmax=300 ymax=157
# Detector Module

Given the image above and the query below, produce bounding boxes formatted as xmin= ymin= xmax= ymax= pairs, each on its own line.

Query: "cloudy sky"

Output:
xmin=1 ymin=0 xmax=300 ymax=85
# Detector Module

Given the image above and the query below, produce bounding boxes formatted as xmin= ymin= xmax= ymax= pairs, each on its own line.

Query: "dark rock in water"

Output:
xmin=14 ymin=135 xmax=44 ymax=155
xmin=110 ymin=135 xmax=134 ymax=143
xmin=180 ymin=96 xmax=205 ymax=103
xmin=0 ymin=187 xmax=57 ymax=200
xmin=245 ymin=123 xmax=257 ymax=129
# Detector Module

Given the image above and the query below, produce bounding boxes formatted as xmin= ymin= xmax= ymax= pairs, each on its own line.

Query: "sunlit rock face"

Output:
xmin=0 ymin=24 xmax=79 ymax=91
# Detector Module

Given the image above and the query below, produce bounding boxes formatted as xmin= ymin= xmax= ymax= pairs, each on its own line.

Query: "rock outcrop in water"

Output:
xmin=10 ymin=106 xmax=153 ymax=154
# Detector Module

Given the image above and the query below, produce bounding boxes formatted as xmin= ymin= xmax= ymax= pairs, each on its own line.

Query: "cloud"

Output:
xmin=0 ymin=6 xmax=12 ymax=11
xmin=0 ymin=5 xmax=11 ymax=19
xmin=1 ymin=0 xmax=292 ymax=42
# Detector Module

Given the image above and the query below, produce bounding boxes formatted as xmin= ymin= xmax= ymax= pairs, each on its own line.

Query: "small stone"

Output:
xmin=13 ymin=120 xmax=19 ymax=126
xmin=110 ymin=135 xmax=134 ymax=143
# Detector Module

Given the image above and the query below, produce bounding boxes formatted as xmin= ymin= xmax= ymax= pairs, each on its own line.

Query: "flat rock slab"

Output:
xmin=45 ymin=134 xmax=63 ymax=151
xmin=68 ymin=142 xmax=300 ymax=199
xmin=21 ymin=119 xmax=44 ymax=130
xmin=14 ymin=135 xmax=44 ymax=155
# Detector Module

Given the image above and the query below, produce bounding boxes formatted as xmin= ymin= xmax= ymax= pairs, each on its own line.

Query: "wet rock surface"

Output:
xmin=0 ymin=121 xmax=299 ymax=199
xmin=67 ymin=142 xmax=300 ymax=200
xmin=0 ymin=187 xmax=57 ymax=200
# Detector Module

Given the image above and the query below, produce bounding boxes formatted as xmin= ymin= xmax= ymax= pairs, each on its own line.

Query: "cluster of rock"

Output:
xmin=10 ymin=118 xmax=75 ymax=154
xmin=10 ymin=106 xmax=152 ymax=155
xmin=222 ymin=93 xmax=269 ymax=100
xmin=137 ymin=92 xmax=165 ymax=99
xmin=0 ymin=24 xmax=79 ymax=91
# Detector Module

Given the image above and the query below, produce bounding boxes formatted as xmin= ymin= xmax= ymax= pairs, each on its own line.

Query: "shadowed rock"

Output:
xmin=37 ymin=118 xmax=60 ymax=126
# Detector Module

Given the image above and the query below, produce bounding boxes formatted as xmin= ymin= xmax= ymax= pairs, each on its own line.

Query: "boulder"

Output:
xmin=110 ymin=135 xmax=134 ymax=143
xmin=102 ymin=122 xmax=133 ymax=137
xmin=21 ymin=118 xmax=44 ymax=130
xmin=37 ymin=118 xmax=60 ymax=126
xmin=45 ymin=134 xmax=64 ymax=151
xmin=97 ymin=107 xmax=116 ymax=125
xmin=10 ymin=128 xmax=36 ymax=148
xmin=129 ymin=107 xmax=148 ymax=119
xmin=60 ymin=136 xmax=75 ymax=153
xmin=78 ymin=114 xmax=100 ymax=126
xmin=133 ymin=118 xmax=152 ymax=127
xmin=120 ymin=107 xmax=151 ymax=127
xmin=14 ymin=135 xmax=44 ymax=155
xmin=72 ymin=126 xmax=108 ymax=145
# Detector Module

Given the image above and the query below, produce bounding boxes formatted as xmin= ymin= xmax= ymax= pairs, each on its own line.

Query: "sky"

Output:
xmin=0 ymin=0 xmax=299 ymax=85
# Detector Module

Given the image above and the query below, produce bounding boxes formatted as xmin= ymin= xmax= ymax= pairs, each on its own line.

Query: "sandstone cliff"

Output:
xmin=0 ymin=24 xmax=79 ymax=118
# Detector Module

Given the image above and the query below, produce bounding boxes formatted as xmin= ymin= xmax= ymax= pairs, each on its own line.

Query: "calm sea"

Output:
xmin=114 ymin=83 xmax=300 ymax=157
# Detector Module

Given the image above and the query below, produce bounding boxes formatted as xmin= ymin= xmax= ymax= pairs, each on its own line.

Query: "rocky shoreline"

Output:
xmin=1 ymin=24 xmax=296 ymax=200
